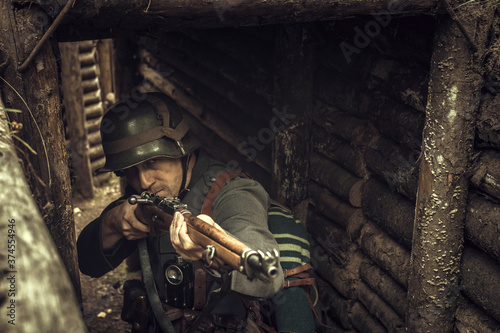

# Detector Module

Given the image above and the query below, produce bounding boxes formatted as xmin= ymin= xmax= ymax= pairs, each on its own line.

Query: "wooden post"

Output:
xmin=60 ymin=42 xmax=95 ymax=199
xmin=0 ymin=2 xmax=82 ymax=305
xmin=406 ymin=3 xmax=496 ymax=331
xmin=271 ymin=24 xmax=314 ymax=214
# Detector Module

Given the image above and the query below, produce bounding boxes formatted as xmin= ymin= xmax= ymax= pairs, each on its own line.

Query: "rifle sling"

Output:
xmin=138 ymin=238 xmax=176 ymax=333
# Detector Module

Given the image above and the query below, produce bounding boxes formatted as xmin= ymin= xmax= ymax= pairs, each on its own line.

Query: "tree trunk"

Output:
xmin=0 ymin=1 xmax=81 ymax=303
xmin=406 ymin=4 xmax=496 ymax=331
xmin=0 ymin=106 xmax=86 ymax=332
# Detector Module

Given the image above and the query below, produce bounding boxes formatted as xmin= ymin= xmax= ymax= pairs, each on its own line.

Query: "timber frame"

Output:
xmin=1 ymin=0 xmax=499 ymax=332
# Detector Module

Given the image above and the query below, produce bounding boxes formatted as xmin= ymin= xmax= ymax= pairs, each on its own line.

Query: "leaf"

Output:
xmin=11 ymin=134 xmax=37 ymax=155
xmin=0 ymin=108 xmax=22 ymax=113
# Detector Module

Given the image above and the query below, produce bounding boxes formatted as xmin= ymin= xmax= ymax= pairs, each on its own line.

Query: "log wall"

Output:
xmin=127 ymin=14 xmax=500 ymax=332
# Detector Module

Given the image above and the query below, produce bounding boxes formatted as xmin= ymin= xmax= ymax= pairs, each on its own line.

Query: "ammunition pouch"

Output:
xmin=121 ymin=279 xmax=149 ymax=333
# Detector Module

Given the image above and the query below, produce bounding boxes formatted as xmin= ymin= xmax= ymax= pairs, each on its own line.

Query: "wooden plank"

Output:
xmin=271 ymin=24 xmax=313 ymax=208
xmin=60 ymin=42 xmax=94 ymax=199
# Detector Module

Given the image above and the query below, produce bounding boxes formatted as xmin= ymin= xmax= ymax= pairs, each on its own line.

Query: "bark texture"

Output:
xmin=0 ymin=105 xmax=86 ymax=332
xmin=56 ymin=0 xmax=439 ymax=40
xmin=406 ymin=4 xmax=496 ymax=331
xmin=0 ymin=1 xmax=81 ymax=302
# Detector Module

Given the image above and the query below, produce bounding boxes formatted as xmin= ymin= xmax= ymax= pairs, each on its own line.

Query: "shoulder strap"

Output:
xmin=201 ymin=170 xmax=247 ymax=216
xmin=137 ymin=239 xmax=176 ymax=333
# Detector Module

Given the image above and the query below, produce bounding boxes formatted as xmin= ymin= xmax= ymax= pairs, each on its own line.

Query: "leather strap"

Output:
xmin=201 ymin=170 xmax=247 ymax=216
xmin=193 ymin=261 xmax=206 ymax=310
xmin=137 ymin=238 xmax=176 ymax=333
xmin=284 ymin=278 xmax=316 ymax=288
xmin=283 ymin=263 xmax=313 ymax=278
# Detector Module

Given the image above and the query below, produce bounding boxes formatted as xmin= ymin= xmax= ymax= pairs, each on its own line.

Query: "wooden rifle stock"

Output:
xmin=129 ymin=192 xmax=279 ymax=282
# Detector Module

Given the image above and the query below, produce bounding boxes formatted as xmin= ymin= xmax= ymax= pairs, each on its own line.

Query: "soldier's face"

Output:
xmin=123 ymin=157 xmax=184 ymax=198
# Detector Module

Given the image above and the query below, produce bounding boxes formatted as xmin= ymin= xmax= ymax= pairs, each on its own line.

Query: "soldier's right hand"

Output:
xmin=100 ymin=198 xmax=150 ymax=250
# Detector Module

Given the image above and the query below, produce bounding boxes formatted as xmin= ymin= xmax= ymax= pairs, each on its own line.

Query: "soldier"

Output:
xmin=77 ymin=92 xmax=283 ymax=332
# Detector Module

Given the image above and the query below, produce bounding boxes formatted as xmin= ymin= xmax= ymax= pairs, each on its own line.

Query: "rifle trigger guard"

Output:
xmin=202 ymin=245 xmax=216 ymax=268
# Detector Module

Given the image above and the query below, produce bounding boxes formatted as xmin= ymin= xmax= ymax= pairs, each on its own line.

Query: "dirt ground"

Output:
xmin=73 ymin=176 xmax=141 ymax=333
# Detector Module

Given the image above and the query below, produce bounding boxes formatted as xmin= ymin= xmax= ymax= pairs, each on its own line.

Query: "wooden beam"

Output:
xmin=56 ymin=0 xmax=439 ymax=41
xmin=271 ymin=24 xmax=313 ymax=208
xmin=406 ymin=3 xmax=497 ymax=331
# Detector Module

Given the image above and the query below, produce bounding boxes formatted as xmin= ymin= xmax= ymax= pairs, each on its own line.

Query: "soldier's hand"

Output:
xmin=170 ymin=212 xmax=226 ymax=261
xmin=100 ymin=197 xmax=150 ymax=249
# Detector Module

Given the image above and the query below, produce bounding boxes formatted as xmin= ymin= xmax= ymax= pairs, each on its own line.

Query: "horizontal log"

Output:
xmin=311 ymin=240 xmax=360 ymax=300
xmin=85 ymin=117 xmax=101 ymax=133
xmin=347 ymin=209 xmax=369 ymax=242
xmin=83 ymin=89 xmax=102 ymax=106
xmin=470 ymin=150 xmax=500 ymax=200
xmin=476 ymin=94 xmax=500 ymax=148
xmin=356 ymin=281 xmax=405 ymax=333
xmin=312 ymin=123 xmax=368 ymax=178
xmin=310 ymin=152 xmax=362 ymax=206
xmin=309 ymin=181 xmax=358 ymax=231
xmin=138 ymin=62 xmax=271 ymax=172
xmin=308 ymin=210 xmax=356 ymax=267
xmin=139 ymin=62 xmax=204 ymax=116
xmin=81 ymin=64 xmax=99 ymax=80
xmin=180 ymin=105 xmax=271 ymax=189
xmin=87 ymin=130 xmax=102 ymax=146
xmin=369 ymin=56 xmax=429 ymax=112
xmin=313 ymin=99 xmax=379 ymax=146
xmin=364 ymin=135 xmax=420 ymax=201
xmin=94 ymin=171 xmax=111 ymax=186
xmin=359 ymin=261 xmax=407 ymax=318
xmin=314 ymin=66 xmax=373 ymax=116
xmin=465 ymin=193 xmax=500 ymax=264
xmin=185 ymin=29 xmax=273 ymax=80
xmin=89 ymin=144 xmax=104 ymax=161
xmin=91 ymin=156 xmax=105 ymax=172
xmin=139 ymin=49 xmax=270 ymax=137
xmin=57 ymin=0 xmax=439 ymax=41
xmin=361 ymin=177 xmax=415 ymax=248
xmin=161 ymin=32 xmax=273 ymax=102
xmin=455 ymin=296 xmax=500 ymax=333
xmin=359 ymin=221 xmax=411 ymax=288
xmin=79 ymin=49 xmax=97 ymax=67
xmin=370 ymin=96 xmax=425 ymax=150
xmin=350 ymin=302 xmax=387 ymax=333
xmin=82 ymin=76 xmax=100 ymax=94
xmin=152 ymin=41 xmax=272 ymax=121
xmin=462 ymin=246 xmax=500 ymax=322
xmin=78 ymin=40 xmax=95 ymax=52
xmin=316 ymin=277 xmax=356 ymax=330
xmin=84 ymin=101 xmax=103 ymax=119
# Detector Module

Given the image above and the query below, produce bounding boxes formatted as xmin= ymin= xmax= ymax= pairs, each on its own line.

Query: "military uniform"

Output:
xmin=77 ymin=151 xmax=284 ymax=331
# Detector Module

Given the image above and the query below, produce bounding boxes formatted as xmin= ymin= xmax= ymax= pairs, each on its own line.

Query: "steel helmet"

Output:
xmin=98 ymin=92 xmax=200 ymax=173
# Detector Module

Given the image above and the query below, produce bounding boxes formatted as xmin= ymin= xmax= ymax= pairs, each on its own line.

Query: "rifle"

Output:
xmin=128 ymin=192 xmax=279 ymax=282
